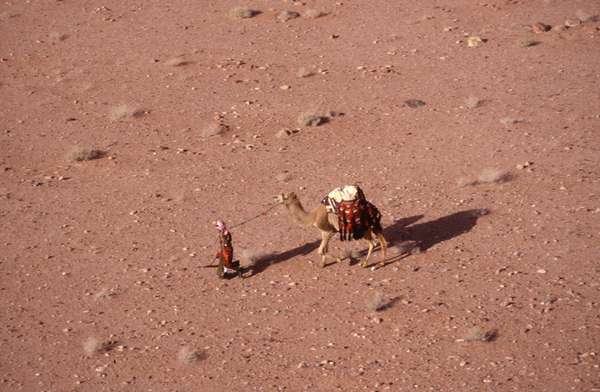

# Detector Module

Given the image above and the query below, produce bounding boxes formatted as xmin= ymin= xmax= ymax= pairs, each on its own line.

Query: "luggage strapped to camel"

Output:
xmin=321 ymin=186 xmax=382 ymax=241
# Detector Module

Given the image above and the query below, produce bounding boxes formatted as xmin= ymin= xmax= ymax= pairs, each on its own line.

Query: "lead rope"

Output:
xmin=202 ymin=201 xmax=279 ymax=267
xmin=228 ymin=202 xmax=279 ymax=230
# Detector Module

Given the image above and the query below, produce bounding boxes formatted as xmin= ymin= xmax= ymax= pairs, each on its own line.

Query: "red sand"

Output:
xmin=1 ymin=1 xmax=599 ymax=391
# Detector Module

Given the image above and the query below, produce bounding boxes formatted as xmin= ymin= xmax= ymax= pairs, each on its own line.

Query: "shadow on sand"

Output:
xmin=247 ymin=209 xmax=487 ymax=274
xmin=249 ymin=240 xmax=321 ymax=276
xmin=356 ymin=209 xmax=488 ymax=268
xmin=395 ymin=209 xmax=488 ymax=251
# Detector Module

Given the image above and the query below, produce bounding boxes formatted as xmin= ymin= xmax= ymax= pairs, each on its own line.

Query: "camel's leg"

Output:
xmin=360 ymin=237 xmax=375 ymax=268
xmin=377 ymin=233 xmax=388 ymax=268
xmin=360 ymin=239 xmax=375 ymax=268
xmin=318 ymin=230 xmax=340 ymax=268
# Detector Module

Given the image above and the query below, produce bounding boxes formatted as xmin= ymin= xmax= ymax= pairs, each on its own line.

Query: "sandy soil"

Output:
xmin=1 ymin=1 xmax=599 ymax=391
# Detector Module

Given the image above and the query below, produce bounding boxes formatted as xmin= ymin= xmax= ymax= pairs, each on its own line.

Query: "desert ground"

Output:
xmin=1 ymin=0 xmax=599 ymax=391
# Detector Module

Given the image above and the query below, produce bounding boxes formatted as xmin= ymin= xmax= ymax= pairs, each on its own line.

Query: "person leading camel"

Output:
xmin=213 ymin=220 xmax=241 ymax=278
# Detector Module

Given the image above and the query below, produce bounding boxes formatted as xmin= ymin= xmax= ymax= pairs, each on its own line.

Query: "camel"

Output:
xmin=275 ymin=192 xmax=388 ymax=268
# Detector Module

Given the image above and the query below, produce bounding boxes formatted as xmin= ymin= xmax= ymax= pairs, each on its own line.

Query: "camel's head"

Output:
xmin=275 ymin=192 xmax=298 ymax=206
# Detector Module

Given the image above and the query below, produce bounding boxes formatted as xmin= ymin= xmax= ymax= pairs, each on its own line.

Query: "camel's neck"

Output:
xmin=285 ymin=199 xmax=319 ymax=226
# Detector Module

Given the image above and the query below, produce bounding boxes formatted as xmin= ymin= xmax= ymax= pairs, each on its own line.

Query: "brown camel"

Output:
xmin=276 ymin=192 xmax=388 ymax=268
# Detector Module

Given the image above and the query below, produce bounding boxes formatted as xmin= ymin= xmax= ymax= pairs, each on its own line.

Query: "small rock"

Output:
xmin=466 ymin=36 xmax=484 ymax=47
xmin=229 ymin=7 xmax=260 ymax=19
xmin=519 ymin=39 xmax=540 ymax=48
xmin=464 ymin=96 xmax=481 ymax=109
xmin=49 ymin=32 xmax=68 ymax=41
xmin=164 ymin=57 xmax=189 ymax=67
xmin=565 ymin=19 xmax=581 ymax=28
xmin=516 ymin=161 xmax=532 ymax=170
xmin=576 ymin=10 xmax=598 ymax=23
xmin=280 ymin=85 xmax=291 ymax=90
xmin=537 ymin=269 xmax=547 ymax=274
xmin=404 ymin=99 xmax=426 ymax=109
xmin=275 ymin=129 xmax=294 ymax=138
xmin=201 ymin=123 xmax=227 ymax=138
xmin=303 ymin=9 xmax=326 ymax=19
xmin=177 ymin=346 xmax=204 ymax=364
xmin=297 ymin=113 xmax=326 ymax=127
xmin=297 ymin=67 xmax=314 ymax=78
xmin=500 ymin=117 xmax=522 ymax=126
xmin=275 ymin=172 xmax=291 ymax=182
xmin=277 ymin=10 xmax=300 ymax=22
xmin=532 ymin=22 xmax=551 ymax=33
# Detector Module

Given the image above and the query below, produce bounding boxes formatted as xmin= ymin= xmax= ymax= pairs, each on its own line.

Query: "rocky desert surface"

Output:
xmin=1 ymin=1 xmax=599 ymax=391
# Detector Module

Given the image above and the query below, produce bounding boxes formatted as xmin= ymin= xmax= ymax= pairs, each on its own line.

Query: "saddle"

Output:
xmin=321 ymin=186 xmax=382 ymax=241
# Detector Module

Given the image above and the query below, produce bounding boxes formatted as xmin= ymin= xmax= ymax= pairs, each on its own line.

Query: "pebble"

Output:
xmin=277 ymin=10 xmax=300 ymax=22
xmin=275 ymin=129 xmax=291 ymax=138
xmin=466 ymin=36 xmax=483 ymax=47
xmin=519 ymin=39 xmax=540 ymax=48
xmin=404 ymin=99 xmax=426 ymax=108
xmin=532 ymin=22 xmax=551 ymax=33
xmin=500 ymin=117 xmax=522 ymax=126
xmin=537 ymin=269 xmax=547 ymax=274
xmin=298 ymin=114 xmax=325 ymax=127
xmin=576 ymin=10 xmax=597 ymax=23
xmin=516 ymin=161 xmax=532 ymax=170
xmin=565 ymin=19 xmax=581 ymax=28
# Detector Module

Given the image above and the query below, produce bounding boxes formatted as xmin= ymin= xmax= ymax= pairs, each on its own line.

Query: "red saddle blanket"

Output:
xmin=337 ymin=200 xmax=382 ymax=241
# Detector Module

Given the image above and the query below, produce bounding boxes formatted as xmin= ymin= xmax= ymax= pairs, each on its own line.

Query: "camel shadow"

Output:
xmin=384 ymin=209 xmax=488 ymax=253
xmin=248 ymin=240 xmax=321 ymax=276
xmin=351 ymin=209 xmax=487 ymax=268
xmin=384 ymin=214 xmax=425 ymax=244
xmin=248 ymin=209 xmax=487 ymax=274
